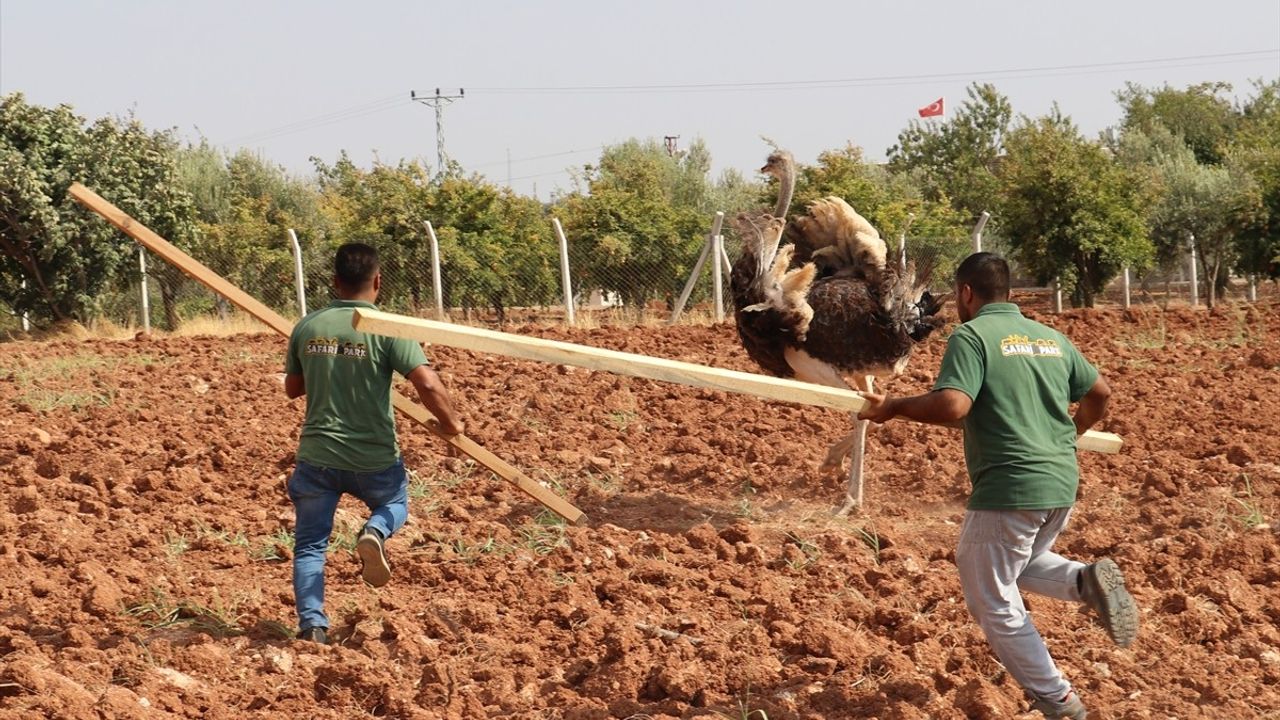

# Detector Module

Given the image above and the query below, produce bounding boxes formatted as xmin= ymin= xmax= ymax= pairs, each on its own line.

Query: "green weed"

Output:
xmin=783 ymin=532 xmax=822 ymax=571
xmin=854 ymin=526 xmax=882 ymax=565
xmin=125 ymin=589 xmax=247 ymax=637
xmin=253 ymin=530 xmax=294 ymax=562
xmin=714 ymin=688 xmax=770 ymax=720
xmin=1118 ymin=317 xmax=1167 ymax=350
xmin=450 ymin=536 xmax=507 ymax=564
xmin=18 ymin=387 xmax=115 ymax=412
xmin=1234 ymin=475 xmax=1267 ymax=530
xmin=735 ymin=482 xmax=761 ymax=521
xmin=517 ymin=510 xmax=568 ymax=556
xmin=607 ymin=410 xmax=641 ymax=431
xmin=163 ymin=533 xmax=189 ymax=558
xmin=194 ymin=523 xmax=249 ymax=548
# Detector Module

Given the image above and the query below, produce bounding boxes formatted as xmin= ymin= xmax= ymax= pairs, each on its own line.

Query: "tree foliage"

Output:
xmin=0 ymin=92 xmax=198 ymax=325
xmin=887 ymin=83 xmax=1012 ymax=222
xmin=1117 ymin=82 xmax=1238 ymax=166
xmin=313 ymin=155 xmax=559 ymax=320
xmin=178 ymin=144 xmax=330 ymax=319
xmin=1228 ymin=80 xmax=1280 ymax=279
xmin=557 ymin=138 xmax=754 ymax=308
xmin=999 ymin=110 xmax=1152 ymax=307
xmin=8 ymin=77 xmax=1280 ymax=333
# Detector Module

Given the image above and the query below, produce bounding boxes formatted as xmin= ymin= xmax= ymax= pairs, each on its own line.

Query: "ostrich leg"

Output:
xmin=835 ymin=376 xmax=874 ymax=516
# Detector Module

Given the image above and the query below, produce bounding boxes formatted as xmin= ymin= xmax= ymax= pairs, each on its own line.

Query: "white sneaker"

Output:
xmin=1030 ymin=690 xmax=1087 ymax=719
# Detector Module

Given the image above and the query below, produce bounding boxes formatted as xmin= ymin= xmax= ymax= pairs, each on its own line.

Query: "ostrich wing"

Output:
xmin=790 ymin=197 xmax=888 ymax=281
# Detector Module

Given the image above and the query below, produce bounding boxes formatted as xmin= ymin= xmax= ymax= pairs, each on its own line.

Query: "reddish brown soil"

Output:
xmin=2 ymin=298 xmax=1279 ymax=719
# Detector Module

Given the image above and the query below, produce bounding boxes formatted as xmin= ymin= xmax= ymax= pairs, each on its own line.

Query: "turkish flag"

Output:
xmin=918 ymin=97 xmax=945 ymax=118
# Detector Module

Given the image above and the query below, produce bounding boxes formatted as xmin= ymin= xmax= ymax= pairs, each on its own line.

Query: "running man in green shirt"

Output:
xmin=284 ymin=243 xmax=464 ymax=645
xmin=858 ymin=253 xmax=1138 ymax=720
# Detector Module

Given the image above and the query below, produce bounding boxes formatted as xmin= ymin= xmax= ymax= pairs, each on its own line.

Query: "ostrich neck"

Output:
xmin=773 ymin=163 xmax=795 ymax=219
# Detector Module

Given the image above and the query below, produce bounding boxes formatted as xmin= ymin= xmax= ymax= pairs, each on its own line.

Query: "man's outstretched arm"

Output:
xmin=406 ymin=365 xmax=465 ymax=436
xmin=857 ymin=388 xmax=972 ymax=427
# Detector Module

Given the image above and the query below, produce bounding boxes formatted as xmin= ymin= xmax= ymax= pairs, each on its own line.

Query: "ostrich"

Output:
xmin=730 ymin=149 xmax=946 ymax=513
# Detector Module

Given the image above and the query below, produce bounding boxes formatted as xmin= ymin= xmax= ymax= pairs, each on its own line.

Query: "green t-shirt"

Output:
xmin=285 ymin=300 xmax=428 ymax=472
xmin=933 ymin=303 xmax=1098 ymax=510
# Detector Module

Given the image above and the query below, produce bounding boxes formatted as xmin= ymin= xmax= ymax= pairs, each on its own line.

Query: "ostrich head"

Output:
xmin=760 ymin=151 xmax=794 ymax=180
xmin=761 ymin=150 xmax=796 ymax=219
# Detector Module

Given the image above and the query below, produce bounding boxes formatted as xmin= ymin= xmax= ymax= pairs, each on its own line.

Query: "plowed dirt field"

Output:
xmin=2 ymin=299 xmax=1278 ymax=719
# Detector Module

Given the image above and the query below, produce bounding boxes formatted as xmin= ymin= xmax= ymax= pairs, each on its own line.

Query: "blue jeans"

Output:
xmin=286 ymin=457 xmax=409 ymax=630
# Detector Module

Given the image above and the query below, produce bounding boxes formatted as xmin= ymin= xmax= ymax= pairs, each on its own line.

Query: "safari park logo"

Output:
xmin=305 ymin=336 xmax=369 ymax=360
xmin=1000 ymin=333 xmax=1063 ymax=358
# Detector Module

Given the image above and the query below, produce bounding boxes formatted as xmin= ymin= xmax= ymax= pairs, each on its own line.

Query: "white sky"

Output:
xmin=2 ymin=0 xmax=1278 ymax=199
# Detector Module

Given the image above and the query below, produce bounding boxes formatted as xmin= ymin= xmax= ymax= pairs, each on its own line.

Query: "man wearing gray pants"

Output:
xmin=858 ymin=253 xmax=1139 ymax=719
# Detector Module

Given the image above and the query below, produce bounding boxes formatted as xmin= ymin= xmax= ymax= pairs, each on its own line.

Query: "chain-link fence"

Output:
xmin=32 ymin=212 xmax=1270 ymax=337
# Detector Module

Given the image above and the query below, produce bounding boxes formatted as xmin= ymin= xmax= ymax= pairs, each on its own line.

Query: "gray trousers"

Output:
xmin=955 ymin=508 xmax=1085 ymax=700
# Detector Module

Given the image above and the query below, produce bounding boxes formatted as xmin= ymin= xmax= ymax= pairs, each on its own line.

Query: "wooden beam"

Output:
xmin=68 ymin=184 xmax=295 ymax=336
xmin=388 ymin=395 xmax=584 ymax=521
xmin=353 ymin=308 xmax=871 ymax=413
xmin=353 ymin=308 xmax=1124 ymax=454
xmin=67 ymin=182 xmax=585 ymax=524
xmin=1076 ymin=431 xmax=1122 ymax=454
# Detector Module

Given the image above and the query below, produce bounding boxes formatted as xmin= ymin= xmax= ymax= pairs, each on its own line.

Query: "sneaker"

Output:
xmin=1030 ymin=690 xmax=1087 ymax=719
xmin=1080 ymin=558 xmax=1139 ymax=647
xmin=298 ymin=626 xmax=328 ymax=645
xmin=356 ymin=526 xmax=391 ymax=588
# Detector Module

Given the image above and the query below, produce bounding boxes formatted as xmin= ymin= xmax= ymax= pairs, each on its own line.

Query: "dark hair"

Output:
xmin=954 ymin=252 xmax=1010 ymax=302
xmin=335 ymin=243 xmax=379 ymax=289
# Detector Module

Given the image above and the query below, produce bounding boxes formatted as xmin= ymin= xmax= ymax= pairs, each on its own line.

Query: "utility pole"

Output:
xmin=411 ymin=88 xmax=464 ymax=174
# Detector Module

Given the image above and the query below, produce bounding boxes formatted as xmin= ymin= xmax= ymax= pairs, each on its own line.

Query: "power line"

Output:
xmin=228 ymin=94 xmax=405 ymax=144
xmin=469 ymin=49 xmax=1280 ymax=95
xmin=507 ymin=168 xmax=575 ymax=183
xmin=469 ymin=145 xmax=606 ymax=170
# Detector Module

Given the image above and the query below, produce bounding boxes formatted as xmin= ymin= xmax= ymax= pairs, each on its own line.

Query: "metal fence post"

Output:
xmin=424 ymin=221 xmax=445 ymax=320
xmin=711 ymin=233 xmax=725 ymax=323
xmin=1188 ymin=234 xmax=1199 ymax=307
xmin=19 ymin=280 xmax=29 ymax=332
xmin=287 ymin=229 xmax=307 ymax=317
xmin=971 ymin=211 xmax=990 ymax=253
xmin=670 ymin=211 xmax=725 ymax=324
xmin=1122 ymin=267 xmax=1131 ymax=309
xmin=139 ymin=247 xmax=151 ymax=334
xmin=552 ymin=218 xmax=575 ymax=326
xmin=1052 ymin=278 xmax=1063 ymax=313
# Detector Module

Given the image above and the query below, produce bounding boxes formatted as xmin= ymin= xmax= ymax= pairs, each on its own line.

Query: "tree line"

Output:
xmin=2 ymin=79 xmax=1277 ymax=329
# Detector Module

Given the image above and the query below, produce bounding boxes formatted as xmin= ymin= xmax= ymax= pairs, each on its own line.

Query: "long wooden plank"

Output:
xmin=389 ymin=394 xmax=584 ymax=521
xmin=354 ymin=308 xmax=871 ymax=413
xmin=69 ymin=185 xmax=295 ymax=336
xmin=67 ymin=182 xmax=584 ymax=524
xmin=1076 ymin=430 xmax=1122 ymax=454
xmin=354 ymin=308 xmax=1123 ymax=454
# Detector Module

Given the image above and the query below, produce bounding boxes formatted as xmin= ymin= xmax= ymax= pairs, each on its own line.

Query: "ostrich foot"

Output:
xmin=820 ymin=431 xmax=861 ymax=474
xmin=834 ymin=494 xmax=863 ymax=517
